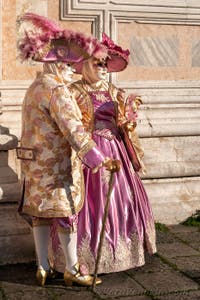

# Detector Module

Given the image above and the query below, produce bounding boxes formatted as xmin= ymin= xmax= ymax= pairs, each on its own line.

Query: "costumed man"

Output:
xmin=49 ymin=33 xmax=156 ymax=275
xmin=16 ymin=13 xmax=120 ymax=287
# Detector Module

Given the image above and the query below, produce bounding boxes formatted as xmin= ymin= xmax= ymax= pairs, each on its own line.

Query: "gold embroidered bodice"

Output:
xmin=69 ymin=79 xmax=122 ymax=133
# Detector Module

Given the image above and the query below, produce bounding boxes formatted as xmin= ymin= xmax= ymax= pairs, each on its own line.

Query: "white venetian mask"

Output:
xmin=97 ymin=66 xmax=108 ymax=80
xmin=58 ymin=63 xmax=75 ymax=82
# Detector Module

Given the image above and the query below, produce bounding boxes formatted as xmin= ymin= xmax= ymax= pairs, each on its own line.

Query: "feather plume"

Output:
xmin=20 ymin=12 xmax=61 ymax=34
xmin=92 ymin=43 xmax=108 ymax=60
xmin=17 ymin=12 xmax=108 ymax=63
xmin=102 ymin=32 xmax=130 ymax=60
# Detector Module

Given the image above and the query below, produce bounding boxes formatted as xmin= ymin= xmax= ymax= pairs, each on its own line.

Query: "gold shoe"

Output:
xmin=64 ymin=263 xmax=102 ymax=287
xmin=36 ymin=268 xmax=48 ymax=286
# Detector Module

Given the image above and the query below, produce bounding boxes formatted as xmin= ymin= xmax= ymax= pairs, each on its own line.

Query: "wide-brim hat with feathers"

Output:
xmin=101 ymin=33 xmax=130 ymax=72
xmin=17 ymin=13 xmax=108 ymax=64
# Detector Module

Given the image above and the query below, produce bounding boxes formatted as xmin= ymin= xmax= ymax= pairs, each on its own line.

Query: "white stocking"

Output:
xmin=33 ymin=225 xmax=50 ymax=271
xmin=58 ymin=231 xmax=78 ymax=272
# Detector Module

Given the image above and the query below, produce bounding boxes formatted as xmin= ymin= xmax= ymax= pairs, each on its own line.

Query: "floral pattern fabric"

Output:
xmin=19 ymin=72 xmax=105 ymax=218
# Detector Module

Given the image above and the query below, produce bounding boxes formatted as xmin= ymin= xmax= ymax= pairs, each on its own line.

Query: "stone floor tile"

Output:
xmin=157 ymin=242 xmax=200 ymax=258
xmin=49 ymin=288 xmax=99 ymax=300
xmin=191 ymin=243 xmax=200 ymax=251
xmin=170 ymin=256 xmax=200 ymax=278
xmin=133 ymin=269 xmax=199 ymax=295
xmin=127 ymin=254 xmax=171 ymax=276
xmin=154 ymin=290 xmax=200 ymax=300
xmin=167 ymin=225 xmax=200 ymax=233
xmin=173 ymin=231 xmax=200 ymax=246
xmin=113 ymin=296 xmax=152 ymax=300
xmin=156 ymin=231 xmax=178 ymax=244
xmin=0 ymin=282 xmax=54 ymax=300
xmin=94 ymin=272 xmax=145 ymax=298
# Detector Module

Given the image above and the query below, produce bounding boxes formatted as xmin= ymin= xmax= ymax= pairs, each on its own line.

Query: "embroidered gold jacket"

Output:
xmin=19 ymin=73 xmax=104 ymax=218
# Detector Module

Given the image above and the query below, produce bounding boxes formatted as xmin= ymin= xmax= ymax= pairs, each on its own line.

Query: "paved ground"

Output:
xmin=0 ymin=224 xmax=200 ymax=300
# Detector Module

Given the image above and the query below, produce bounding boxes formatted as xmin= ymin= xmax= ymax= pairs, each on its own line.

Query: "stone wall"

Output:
xmin=0 ymin=0 xmax=200 ymax=263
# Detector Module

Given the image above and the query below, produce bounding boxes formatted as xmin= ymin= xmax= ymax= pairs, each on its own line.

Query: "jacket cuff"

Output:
xmin=81 ymin=146 xmax=105 ymax=169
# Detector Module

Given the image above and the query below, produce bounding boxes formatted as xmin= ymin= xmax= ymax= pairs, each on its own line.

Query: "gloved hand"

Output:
xmin=123 ymin=121 xmax=137 ymax=132
xmin=103 ymin=159 xmax=121 ymax=172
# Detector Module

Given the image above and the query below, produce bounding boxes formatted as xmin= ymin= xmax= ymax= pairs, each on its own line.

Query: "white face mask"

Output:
xmin=59 ymin=63 xmax=75 ymax=82
xmin=97 ymin=66 xmax=108 ymax=80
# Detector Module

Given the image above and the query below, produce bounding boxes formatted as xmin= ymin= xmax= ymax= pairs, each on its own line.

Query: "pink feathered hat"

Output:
xmin=17 ymin=13 xmax=108 ymax=63
xmin=101 ymin=33 xmax=130 ymax=72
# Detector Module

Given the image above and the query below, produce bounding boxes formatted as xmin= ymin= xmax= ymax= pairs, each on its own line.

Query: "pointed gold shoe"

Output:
xmin=64 ymin=263 xmax=102 ymax=287
xmin=36 ymin=268 xmax=48 ymax=286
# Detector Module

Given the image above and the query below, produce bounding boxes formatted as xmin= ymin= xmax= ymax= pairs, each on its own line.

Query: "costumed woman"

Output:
xmin=50 ymin=33 xmax=156 ymax=274
xmin=17 ymin=13 xmax=120 ymax=286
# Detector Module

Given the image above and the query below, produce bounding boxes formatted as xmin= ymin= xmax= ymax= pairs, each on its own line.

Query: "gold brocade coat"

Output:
xmin=19 ymin=72 xmax=103 ymax=218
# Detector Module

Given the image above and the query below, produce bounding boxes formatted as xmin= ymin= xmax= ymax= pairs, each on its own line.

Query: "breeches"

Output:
xmin=32 ymin=215 xmax=78 ymax=233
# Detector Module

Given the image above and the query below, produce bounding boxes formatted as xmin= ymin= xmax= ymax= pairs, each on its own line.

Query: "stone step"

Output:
xmin=0 ymin=204 xmax=30 ymax=236
xmin=0 ymin=234 xmax=35 ymax=265
xmin=0 ymin=204 xmax=35 ymax=265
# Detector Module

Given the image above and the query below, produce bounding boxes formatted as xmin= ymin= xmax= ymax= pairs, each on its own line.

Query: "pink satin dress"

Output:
xmin=49 ymin=89 xmax=156 ymax=274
